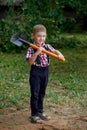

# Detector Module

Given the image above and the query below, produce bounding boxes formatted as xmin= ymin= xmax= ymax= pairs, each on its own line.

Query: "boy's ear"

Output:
xmin=31 ymin=33 xmax=34 ymax=38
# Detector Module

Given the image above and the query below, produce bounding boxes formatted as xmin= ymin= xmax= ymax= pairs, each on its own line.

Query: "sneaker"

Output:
xmin=31 ymin=116 xmax=42 ymax=123
xmin=38 ymin=113 xmax=51 ymax=120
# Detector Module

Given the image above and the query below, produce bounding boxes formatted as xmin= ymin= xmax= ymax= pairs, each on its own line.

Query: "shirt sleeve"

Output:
xmin=26 ymin=47 xmax=34 ymax=60
xmin=46 ymin=44 xmax=55 ymax=52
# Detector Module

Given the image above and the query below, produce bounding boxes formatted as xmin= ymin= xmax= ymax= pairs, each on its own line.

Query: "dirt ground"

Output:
xmin=0 ymin=105 xmax=87 ymax=130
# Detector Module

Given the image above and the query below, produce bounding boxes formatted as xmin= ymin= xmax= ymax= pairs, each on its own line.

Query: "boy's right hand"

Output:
xmin=28 ymin=47 xmax=44 ymax=65
xmin=36 ymin=47 xmax=44 ymax=55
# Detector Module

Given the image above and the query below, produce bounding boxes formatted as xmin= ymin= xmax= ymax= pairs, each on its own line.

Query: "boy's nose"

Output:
xmin=40 ymin=37 xmax=43 ymax=40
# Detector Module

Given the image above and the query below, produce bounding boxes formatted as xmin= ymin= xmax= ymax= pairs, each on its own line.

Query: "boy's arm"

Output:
xmin=28 ymin=47 xmax=43 ymax=65
xmin=46 ymin=44 xmax=65 ymax=61
xmin=53 ymin=50 xmax=65 ymax=60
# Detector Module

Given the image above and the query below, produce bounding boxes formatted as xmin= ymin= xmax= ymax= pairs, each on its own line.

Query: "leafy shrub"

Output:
xmin=0 ymin=0 xmax=87 ymax=53
xmin=47 ymin=35 xmax=87 ymax=48
xmin=0 ymin=19 xmax=26 ymax=53
xmin=0 ymin=17 xmax=87 ymax=53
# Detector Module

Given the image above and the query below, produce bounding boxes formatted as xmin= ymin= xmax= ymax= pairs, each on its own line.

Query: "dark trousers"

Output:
xmin=29 ymin=65 xmax=49 ymax=116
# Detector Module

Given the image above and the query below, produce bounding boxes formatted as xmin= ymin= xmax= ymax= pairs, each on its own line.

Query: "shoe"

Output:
xmin=38 ymin=113 xmax=51 ymax=120
xmin=31 ymin=116 xmax=42 ymax=123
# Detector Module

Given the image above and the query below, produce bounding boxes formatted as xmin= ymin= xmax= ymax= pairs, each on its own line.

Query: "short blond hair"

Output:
xmin=32 ymin=24 xmax=46 ymax=34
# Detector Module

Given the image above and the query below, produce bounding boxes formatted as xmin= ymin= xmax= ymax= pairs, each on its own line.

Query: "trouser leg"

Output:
xmin=29 ymin=69 xmax=40 ymax=116
xmin=29 ymin=66 xmax=49 ymax=116
xmin=38 ymin=67 xmax=49 ymax=113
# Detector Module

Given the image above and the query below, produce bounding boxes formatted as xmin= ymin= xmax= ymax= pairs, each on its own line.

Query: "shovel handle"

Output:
xmin=30 ymin=43 xmax=65 ymax=62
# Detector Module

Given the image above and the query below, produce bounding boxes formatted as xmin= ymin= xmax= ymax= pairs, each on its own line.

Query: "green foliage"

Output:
xmin=0 ymin=19 xmax=20 ymax=52
xmin=47 ymin=33 xmax=87 ymax=48
xmin=24 ymin=0 xmax=87 ymax=32
xmin=0 ymin=0 xmax=87 ymax=52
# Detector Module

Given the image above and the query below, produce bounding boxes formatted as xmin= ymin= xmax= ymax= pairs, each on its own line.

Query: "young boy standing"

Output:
xmin=26 ymin=24 xmax=64 ymax=123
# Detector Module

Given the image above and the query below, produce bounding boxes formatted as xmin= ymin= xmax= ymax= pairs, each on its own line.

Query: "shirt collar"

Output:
xmin=34 ymin=42 xmax=45 ymax=47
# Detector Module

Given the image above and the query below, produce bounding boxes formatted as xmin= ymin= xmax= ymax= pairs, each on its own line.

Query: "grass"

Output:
xmin=47 ymin=48 xmax=87 ymax=107
xmin=0 ymin=48 xmax=87 ymax=109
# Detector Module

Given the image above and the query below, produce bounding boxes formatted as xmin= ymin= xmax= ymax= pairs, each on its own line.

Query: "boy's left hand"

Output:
xmin=54 ymin=50 xmax=65 ymax=60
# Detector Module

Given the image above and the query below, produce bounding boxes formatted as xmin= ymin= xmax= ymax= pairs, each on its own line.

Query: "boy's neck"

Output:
xmin=34 ymin=42 xmax=45 ymax=46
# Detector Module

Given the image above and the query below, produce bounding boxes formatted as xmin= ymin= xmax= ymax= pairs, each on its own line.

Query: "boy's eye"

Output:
xmin=37 ymin=35 xmax=46 ymax=37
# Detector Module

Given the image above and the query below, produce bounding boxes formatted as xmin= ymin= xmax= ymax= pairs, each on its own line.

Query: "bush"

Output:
xmin=47 ymin=35 xmax=87 ymax=49
xmin=0 ymin=17 xmax=87 ymax=53
xmin=0 ymin=2 xmax=87 ymax=53
xmin=0 ymin=19 xmax=26 ymax=53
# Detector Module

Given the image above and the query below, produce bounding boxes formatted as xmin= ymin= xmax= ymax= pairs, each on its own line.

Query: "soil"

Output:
xmin=0 ymin=106 xmax=87 ymax=130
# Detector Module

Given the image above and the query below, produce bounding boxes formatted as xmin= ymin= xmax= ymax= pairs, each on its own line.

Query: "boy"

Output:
xmin=26 ymin=24 xmax=64 ymax=123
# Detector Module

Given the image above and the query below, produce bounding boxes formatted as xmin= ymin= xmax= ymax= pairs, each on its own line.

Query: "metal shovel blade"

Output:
xmin=10 ymin=33 xmax=29 ymax=47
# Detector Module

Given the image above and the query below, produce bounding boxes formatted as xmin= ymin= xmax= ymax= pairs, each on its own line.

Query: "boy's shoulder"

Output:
xmin=27 ymin=47 xmax=34 ymax=52
xmin=28 ymin=47 xmax=34 ymax=50
xmin=45 ymin=43 xmax=53 ymax=48
xmin=44 ymin=43 xmax=50 ymax=47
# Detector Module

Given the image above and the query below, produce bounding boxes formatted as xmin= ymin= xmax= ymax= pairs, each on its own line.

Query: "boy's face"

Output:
xmin=32 ymin=31 xmax=46 ymax=46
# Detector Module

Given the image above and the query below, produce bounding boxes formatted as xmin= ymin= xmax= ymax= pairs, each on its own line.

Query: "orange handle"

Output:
xmin=30 ymin=43 xmax=65 ymax=62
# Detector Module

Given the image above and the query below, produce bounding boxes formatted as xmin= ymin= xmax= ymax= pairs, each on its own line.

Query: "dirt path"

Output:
xmin=0 ymin=106 xmax=87 ymax=130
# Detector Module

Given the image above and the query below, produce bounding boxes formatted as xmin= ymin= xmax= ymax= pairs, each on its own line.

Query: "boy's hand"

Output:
xmin=36 ymin=47 xmax=44 ymax=55
xmin=54 ymin=50 xmax=65 ymax=60
xmin=58 ymin=53 xmax=64 ymax=60
xmin=28 ymin=47 xmax=44 ymax=65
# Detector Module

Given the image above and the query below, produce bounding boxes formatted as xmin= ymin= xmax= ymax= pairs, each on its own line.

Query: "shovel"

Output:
xmin=10 ymin=33 xmax=65 ymax=62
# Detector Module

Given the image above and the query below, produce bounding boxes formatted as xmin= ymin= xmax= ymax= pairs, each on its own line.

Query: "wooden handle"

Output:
xmin=30 ymin=43 xmax=65 ymax=62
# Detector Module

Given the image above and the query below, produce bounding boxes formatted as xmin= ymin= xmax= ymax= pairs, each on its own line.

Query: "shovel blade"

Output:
xmin=10 ymin=38 xmax=23 ymax=47
xmin=10 ymin=33 xmax=28 ymax=47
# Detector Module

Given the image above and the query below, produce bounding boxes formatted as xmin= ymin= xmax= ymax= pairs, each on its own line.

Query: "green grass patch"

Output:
xmin=47 ymin=48 xmax=87 ymax=107
xmin=0 ymin=48 xmax=87 ymax=109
